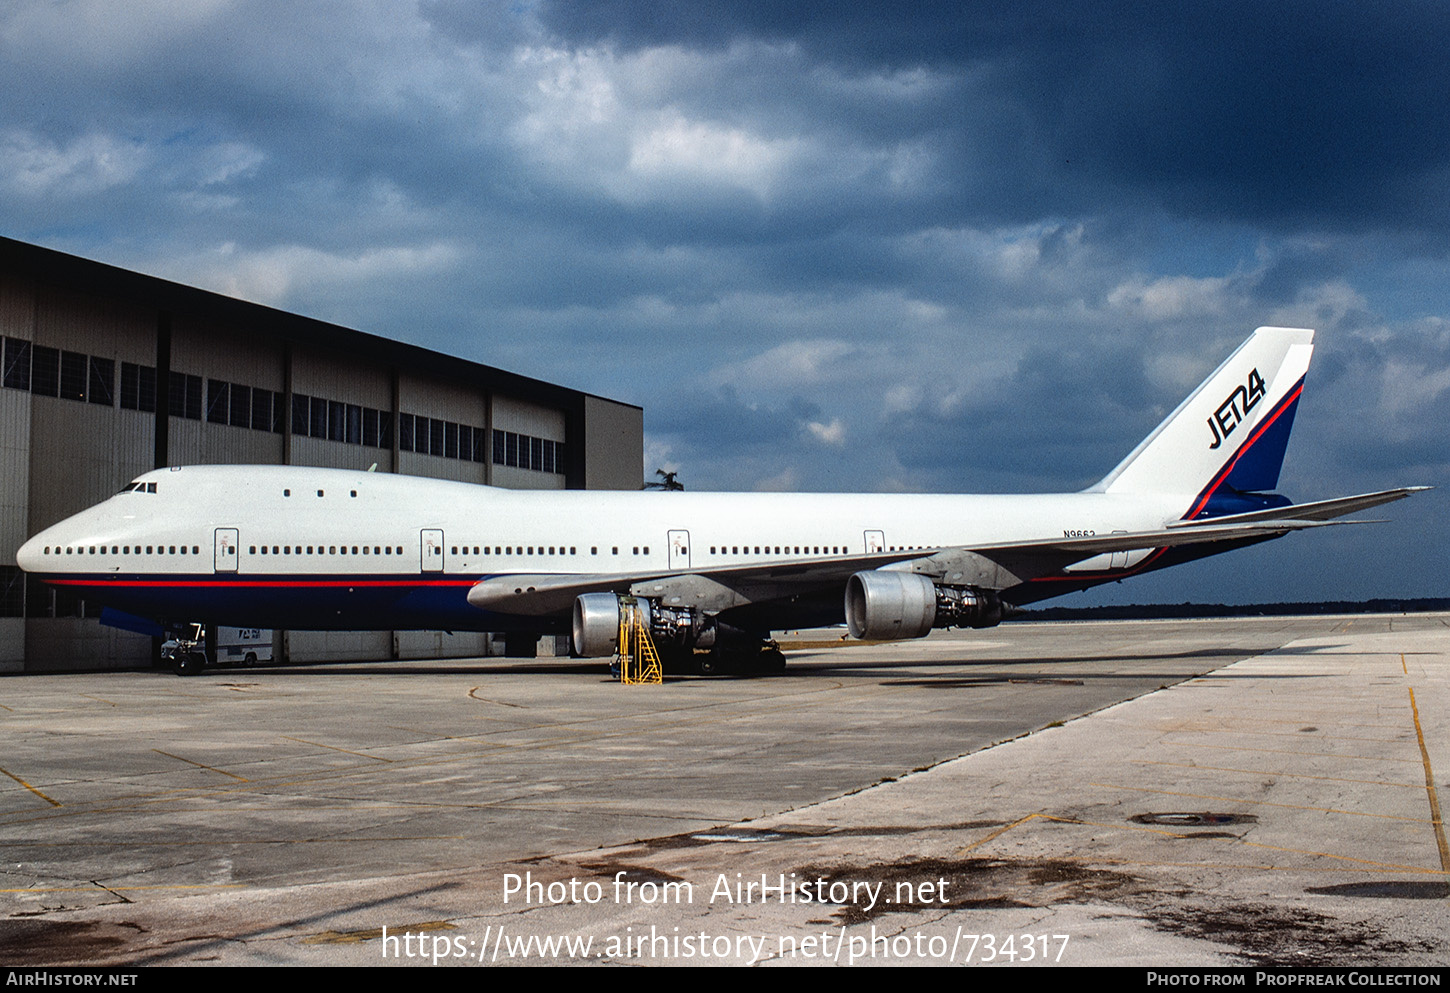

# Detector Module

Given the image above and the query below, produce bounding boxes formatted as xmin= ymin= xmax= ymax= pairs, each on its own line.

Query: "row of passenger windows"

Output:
xmin=711 ymin=545 xmax=851 ymax=555
xmin=43 ymin=544 xmax=201 ymax=555
xmin=447 ymin=545 xmax=650 ymax=556
xmin=250 ymin=545 xmax=404 ymax=556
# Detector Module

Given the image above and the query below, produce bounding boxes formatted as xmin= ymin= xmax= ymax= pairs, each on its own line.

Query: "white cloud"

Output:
xmin=720 ymin=339 xmax=860 ymax=387
xmin=806 ymin=418 xmax=846 ymax=445
xmin=157 ymin=240 xmax=464 ymax=307
xmin=1107 ymin=274 xmax=1234 ymax=320
xmin=0 ymin=130 xmax=149 ymax=197
xmin=627 ymin=112 xmax=801 ymax=199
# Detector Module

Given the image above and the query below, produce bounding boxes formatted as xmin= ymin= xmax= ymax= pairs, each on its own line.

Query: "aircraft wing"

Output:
xmin=467 ymin=488 xmax=1424 ymax=618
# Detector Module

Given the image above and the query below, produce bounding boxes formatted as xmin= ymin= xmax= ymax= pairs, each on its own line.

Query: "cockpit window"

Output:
xmin=118 ymin=481 xmax=158 ymax=494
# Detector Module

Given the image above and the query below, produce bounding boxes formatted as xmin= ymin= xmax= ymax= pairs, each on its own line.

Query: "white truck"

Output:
xmin=162 ymin=625 xmax=273 ymax=675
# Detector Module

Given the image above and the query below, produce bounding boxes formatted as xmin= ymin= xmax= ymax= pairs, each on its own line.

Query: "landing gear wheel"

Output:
xmin=754 ymin=646 xmax=787 ymax=674
xmin=174 ymin=652 xmax=205 ymax=677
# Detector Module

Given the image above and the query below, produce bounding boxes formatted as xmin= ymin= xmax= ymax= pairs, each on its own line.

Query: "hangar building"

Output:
xmin=0 ymin=237 xmax=643 ymax=672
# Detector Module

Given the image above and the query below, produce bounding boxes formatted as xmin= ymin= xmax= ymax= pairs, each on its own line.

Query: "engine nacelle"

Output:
xmin=572 ymin=593 xmax=717 ymax=657
xmin=845 ymin=571 xmax=1003 ymax=640
xmin=572 ymin=592 xmax=631 ymax=657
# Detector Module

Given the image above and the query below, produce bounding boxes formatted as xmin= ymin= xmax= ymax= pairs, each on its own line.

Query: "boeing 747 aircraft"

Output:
xmin=16 ymin=327 xmax=1423 ymax=673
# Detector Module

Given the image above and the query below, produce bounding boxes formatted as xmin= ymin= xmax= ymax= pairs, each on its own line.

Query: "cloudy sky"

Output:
xmin=1 ymin=1 xmax=1445 ymax=604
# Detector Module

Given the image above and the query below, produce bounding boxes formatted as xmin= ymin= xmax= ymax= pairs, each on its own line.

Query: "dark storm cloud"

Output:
xmin=539 ymin=0 xmax=1450 ymax=233
xmin=882 ymin=342 xmax=1158 ymax=492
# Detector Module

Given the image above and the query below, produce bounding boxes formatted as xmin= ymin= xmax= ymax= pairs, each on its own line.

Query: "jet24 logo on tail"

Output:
xmin=1207 ymin=367 xmax=1266 ymax=450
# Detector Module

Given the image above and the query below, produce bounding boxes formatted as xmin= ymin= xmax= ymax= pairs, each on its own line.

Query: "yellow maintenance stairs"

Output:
xmin=615 ymin=596 xmax=662 ymax=684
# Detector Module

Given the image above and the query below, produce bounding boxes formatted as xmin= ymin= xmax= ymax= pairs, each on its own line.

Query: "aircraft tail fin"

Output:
xmin=1090 ymin=327 xmax=1314 ymax=518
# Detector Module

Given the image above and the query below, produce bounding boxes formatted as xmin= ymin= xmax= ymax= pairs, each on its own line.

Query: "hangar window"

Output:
xmin=206 ymin=380 xmax=228 ymax=422
xmin=31 ymin=345 xmax=59 ymax=397
xmin=3 ymin=337 xmax=31 ymax=391
xmin=251 ymin=388 xmax=274 ymax=432
xmin=119 ymin=362 xmax=157 ymax=411
xmin=310 ymin=397 xmax=329 ymax=439
xmin=229 ymin=384 xmax=251 ymax=427
xmin=88 ymin=358 xmax=114 ymax=406
xmin=168 ymin=373 xmax=202 ymax=420
xmin=60 ymin=351 xmax=87 ymax=402
xmin=292 ymin=393 xmax=310 ymax=434
xmin=0 ymin=566 xmax=24 ymax=618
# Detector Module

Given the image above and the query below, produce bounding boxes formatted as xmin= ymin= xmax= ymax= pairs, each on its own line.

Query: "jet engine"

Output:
xmin=572 ymin=592 xmax=720 ymax=657
xmin=844 ymin=570 xmax=1002 ymax=640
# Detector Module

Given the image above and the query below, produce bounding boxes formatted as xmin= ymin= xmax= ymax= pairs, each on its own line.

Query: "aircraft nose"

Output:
xmin=17 ymin=531 xmax=48 ymax=573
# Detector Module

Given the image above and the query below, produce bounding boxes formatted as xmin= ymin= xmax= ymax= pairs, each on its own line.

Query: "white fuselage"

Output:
xmin=17 ymin=464 xmax=1180 ymax=632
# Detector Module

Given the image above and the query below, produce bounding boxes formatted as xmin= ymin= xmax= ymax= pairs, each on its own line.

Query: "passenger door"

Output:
xmin=214 ymin=528 xmax=239 ymax=573
xmin=421 ymin=529 xmax=445 ymax=572
xmin=668 ymin=530 xmax=690 ymax=570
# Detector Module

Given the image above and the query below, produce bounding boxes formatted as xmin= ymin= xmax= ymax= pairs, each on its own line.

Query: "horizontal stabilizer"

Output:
xmin=1166 ymin=487 xmax=1429 ymax=527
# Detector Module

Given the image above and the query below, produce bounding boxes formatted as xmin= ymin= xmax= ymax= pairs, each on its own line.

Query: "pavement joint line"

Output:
xmin=1157 ymin=740 xmax=1424 ymax=764
xmin=152 ymin=749 xmax=250 ymax=782
xmin=1128 ymin=759 xmax=1426 ymax=790
xmin=0 ymin=766 xmax=61 ymax=808
xmin=1089 ymin=782 xmax=1435 ymax=823
xmin=955 ymin=812 xmax=1071 ymax=854
xmin=1159 ymin=727 xmax=1412 ymax=745
xmin=1407 ymin=685 xmax=1450 ymax=882
xmin=280 ymin=736 xmax=394 ymax=762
